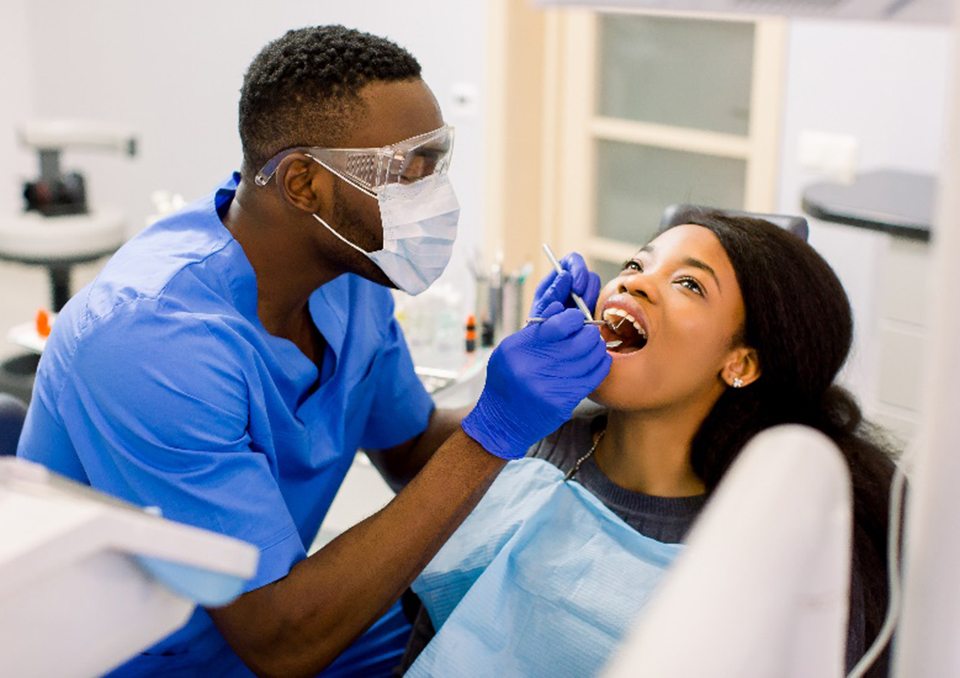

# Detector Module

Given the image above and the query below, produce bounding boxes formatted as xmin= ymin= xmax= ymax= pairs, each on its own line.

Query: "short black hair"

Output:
xmin=238 ymin=25 xmax=422 ymax=177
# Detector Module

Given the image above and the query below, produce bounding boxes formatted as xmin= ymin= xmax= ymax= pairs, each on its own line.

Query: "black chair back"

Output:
xmin=659 ymin=204 xmax=810 ymax=241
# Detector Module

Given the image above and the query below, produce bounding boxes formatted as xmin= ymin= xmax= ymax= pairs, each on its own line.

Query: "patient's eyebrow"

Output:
xmin=682 ymin=257 xmax=721 ymax=293
xmin=637 ymin=244 xmax=722 ymax=293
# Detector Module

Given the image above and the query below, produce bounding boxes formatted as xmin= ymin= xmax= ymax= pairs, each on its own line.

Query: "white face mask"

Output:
xmin=312 ymin=174 xmax=460 ymax=296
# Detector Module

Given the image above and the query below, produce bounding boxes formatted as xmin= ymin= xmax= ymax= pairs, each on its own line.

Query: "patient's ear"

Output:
xmin=721 ymin=347 xmax=761 ymax=388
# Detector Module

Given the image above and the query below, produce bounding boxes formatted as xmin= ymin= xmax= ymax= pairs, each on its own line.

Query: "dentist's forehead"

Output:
xmin=349 ymin=79 xmax=443 ymax=148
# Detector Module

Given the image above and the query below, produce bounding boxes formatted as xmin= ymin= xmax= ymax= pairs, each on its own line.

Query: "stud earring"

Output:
xmin=732 ymin=377 xmax=744 ymax=388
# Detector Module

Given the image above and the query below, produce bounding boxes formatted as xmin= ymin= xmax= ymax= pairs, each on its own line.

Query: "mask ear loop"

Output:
xmin=305 ymin=152 xmax=382 ymax=256
xmin=311 ymin=213 xmax=372 ymax=256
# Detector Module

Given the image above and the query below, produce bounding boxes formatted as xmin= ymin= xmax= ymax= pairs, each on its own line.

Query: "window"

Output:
xmin=485 ymin=5 xmax=786 ymax=298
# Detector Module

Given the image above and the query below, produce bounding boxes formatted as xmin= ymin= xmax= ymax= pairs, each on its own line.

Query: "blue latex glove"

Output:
xmin=462 ymin=304 xmax=611 ymax=460
xmin=531 ymin=252 xmax=602 ymax=318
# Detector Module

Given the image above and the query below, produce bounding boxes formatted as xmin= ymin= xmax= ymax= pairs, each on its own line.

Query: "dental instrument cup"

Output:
xmin=533 ymin=244 xmax=623 ymax=349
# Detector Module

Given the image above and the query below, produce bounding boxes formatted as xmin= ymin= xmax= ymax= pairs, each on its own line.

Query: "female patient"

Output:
xmin=404 ymin=210 xmax=895 ymax=677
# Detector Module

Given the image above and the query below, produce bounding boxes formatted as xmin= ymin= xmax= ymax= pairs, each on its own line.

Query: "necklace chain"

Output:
xmin=564 ymin=429 xmax=606 ymax=482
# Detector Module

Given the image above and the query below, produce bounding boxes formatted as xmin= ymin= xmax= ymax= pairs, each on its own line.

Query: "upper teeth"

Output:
xmin=603 ymin=308 xmax=647 ymax=338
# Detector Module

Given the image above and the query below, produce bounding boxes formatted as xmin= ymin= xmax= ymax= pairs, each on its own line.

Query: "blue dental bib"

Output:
xmin=409 ymin=458 xmax=684 ymax=677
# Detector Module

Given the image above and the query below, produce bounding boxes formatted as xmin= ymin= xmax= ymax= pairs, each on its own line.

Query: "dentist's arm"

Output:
xmin=208 ymin=304 xmax=611 ymax=678
xmin=365 ymin=407 xmax=470 ymax=492
xmin=367 ymin=251 xmax=600 ymax=491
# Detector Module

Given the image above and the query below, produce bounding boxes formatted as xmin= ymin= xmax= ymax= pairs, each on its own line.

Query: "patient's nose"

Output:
xmin=618 ymin=272 xmax=657 ymax=304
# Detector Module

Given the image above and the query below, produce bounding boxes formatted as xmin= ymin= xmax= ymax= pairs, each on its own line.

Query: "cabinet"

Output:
xmin=802 ymin=169 xmax=937 ymax=444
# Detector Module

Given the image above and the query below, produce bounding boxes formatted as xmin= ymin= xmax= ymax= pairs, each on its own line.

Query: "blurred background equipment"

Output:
xmin=19 ymin=120 xmax=136 ymax=217
xmin=0 ymin=120 xmax=136 ymax=403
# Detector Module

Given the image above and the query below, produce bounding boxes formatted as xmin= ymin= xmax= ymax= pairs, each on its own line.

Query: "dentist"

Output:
xmin=17 ymin=25 xmax=610 ymax=677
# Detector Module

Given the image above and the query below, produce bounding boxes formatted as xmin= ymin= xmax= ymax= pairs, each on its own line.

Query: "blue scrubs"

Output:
xmin=17 ymin=174 xmax=434 ymax=675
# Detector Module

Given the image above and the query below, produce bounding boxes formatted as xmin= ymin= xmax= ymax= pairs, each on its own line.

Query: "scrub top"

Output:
xmin=17 ymin=174 xmax=434 ymax=675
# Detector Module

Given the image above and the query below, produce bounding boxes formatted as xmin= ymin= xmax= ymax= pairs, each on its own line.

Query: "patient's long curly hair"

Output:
xmin=668 ymin=209 xmax=896 ymax=677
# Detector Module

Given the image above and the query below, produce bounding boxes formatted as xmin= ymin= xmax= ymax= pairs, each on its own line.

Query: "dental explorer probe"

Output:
xmin=526 ymin=244 xmax=623 ymax=348
xmin=525 ymin=317 xmax=606 ymax=326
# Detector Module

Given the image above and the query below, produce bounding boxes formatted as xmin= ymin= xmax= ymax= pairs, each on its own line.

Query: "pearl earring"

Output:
xmin=732 ymin=377 xmax=744 ymax=388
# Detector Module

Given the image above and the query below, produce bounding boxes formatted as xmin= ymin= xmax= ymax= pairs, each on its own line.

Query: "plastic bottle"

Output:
xmin=465 ymin=314 xmax=477 ymax=353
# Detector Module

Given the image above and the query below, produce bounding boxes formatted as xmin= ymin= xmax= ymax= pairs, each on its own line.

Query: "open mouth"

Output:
xmin=600 ymin=308 xmax=648 ymax=354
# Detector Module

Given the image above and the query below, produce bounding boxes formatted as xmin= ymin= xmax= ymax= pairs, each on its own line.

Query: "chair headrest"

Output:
xmin=659 ymin=204 xmax=810 ymax=242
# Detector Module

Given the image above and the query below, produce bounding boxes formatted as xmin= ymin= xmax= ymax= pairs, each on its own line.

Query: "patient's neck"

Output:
xmin=595 ymin=409 xmax=706 ymax=498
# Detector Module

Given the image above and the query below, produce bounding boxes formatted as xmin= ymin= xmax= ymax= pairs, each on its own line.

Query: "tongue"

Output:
xmin=602 ymin=319 xmax=647 ymax=352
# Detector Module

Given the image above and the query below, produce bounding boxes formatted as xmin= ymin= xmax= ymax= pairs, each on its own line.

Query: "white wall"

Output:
xmin=0 ymin=0 xmax=56 ymax=363
xmin=13 ymin=0 xmax=487 ymax=318
xmin=0 ymin=0 xmax=36 ymax=217
xmin=776 ymin=19 xmax=952 ymax=416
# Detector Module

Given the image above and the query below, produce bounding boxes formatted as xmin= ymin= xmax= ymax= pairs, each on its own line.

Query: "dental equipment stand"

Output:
xmin=0 ymin=121 xmax=135 ymax=402
xmin=893 ymin=2 xmax=960 ymax=671
xmin=0 ymin=457 xmax=258 ymax=677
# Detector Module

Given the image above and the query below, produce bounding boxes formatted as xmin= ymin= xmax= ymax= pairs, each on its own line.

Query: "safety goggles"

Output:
xmin=254 ymin=124 xmax=455 ymax=196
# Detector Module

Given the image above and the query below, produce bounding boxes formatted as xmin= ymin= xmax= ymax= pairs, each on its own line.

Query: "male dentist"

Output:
xmin=17 ymin=25 xmax=609 ymax=677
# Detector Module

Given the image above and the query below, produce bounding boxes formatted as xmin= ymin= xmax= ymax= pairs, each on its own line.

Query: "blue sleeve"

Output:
xmin=359 ymin=315 xmax=434 ymax=450
xmin=55 ymin=304 xmax=304 ymax=592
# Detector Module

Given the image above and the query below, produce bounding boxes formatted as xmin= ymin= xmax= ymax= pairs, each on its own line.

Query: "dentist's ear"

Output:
xmin=277 ymin=154 xmax=334 ymax=214
xmin=722 ymin=347 xmax=761 ymax=389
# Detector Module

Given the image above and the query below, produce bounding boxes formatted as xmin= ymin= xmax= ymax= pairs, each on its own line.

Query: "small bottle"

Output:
xmin=35 ymin=308 xmax=52 ymax=338
xmin=465 ymin=314 xmax=477 ymax=353
xmin=481 ymin=318 xmax=495 ymax=348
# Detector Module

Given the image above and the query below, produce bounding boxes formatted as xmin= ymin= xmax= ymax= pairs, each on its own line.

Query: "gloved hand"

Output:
xmin=531 ymin=252 xmax=601 ymax=318
xmin=462 ymin=304 xmax=612 ymax=459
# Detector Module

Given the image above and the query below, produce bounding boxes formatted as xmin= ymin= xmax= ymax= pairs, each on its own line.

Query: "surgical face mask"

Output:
xmin=312 ymin=173 xmax=460 ymax=296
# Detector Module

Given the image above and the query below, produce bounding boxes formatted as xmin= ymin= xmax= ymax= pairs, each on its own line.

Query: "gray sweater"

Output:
xmin=527 ymin=412 xmax=705 ymax=544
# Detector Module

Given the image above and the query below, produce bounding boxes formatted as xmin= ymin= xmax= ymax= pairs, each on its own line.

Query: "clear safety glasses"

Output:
xmin=254 ymin=124 xmax=455 ymax=196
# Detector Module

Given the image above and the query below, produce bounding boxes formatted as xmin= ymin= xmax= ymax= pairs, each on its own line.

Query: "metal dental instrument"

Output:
xmin=526 ymin=244 xmax=623 ymax=348
xmin=524 ymin=317 xmax=622 ymax=348
xmin=526 ymin=317 xmax=606 ymax=326
xmin=542 ymin=243 xmax=595 ymax=322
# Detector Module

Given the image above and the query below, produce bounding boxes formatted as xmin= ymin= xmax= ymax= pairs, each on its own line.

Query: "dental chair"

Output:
xmin=660 ymin=203 xmax=810 ymax=242
xmin=0 ymin=393 xmax=27 ymax=456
